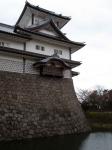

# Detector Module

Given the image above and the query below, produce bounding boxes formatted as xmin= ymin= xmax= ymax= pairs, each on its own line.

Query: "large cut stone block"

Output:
xmin=0 ymin=71 xmax=90 ymax=141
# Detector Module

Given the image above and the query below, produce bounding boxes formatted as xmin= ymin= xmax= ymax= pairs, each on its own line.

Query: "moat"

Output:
xmin=0 ymin=132 xmax=112 ymax=150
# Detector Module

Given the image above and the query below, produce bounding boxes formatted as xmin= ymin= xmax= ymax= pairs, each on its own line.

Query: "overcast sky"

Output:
xmin=0 ymin=0 xmax=112 ymax=90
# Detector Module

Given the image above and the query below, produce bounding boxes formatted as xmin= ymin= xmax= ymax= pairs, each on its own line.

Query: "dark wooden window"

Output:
xmin=54 ymin=49 xmax=58 ymax=54
xmin=41 ymin=46 xmax=45 ymax=51
xmin=36 ymin=45 xmax=40 ymax=50
xmin=54 ymin=49 xmax=62 ymax=55
xmin=36 ymin=45 xmax=45 ymax=51
xmin=0 ymin=42 xmax=4 ymax=46
xmin=42 ymin=66 xmax=63 ymax=77
xmin=32 ymin=14 xmax=34 ymax=25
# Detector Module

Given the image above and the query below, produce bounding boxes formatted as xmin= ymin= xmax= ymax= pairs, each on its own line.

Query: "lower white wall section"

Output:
xmin=0 ymin=56 xmax=23 ymax=73
xmin=0 ymin=55 xmax=39 ymax=74
xmin=25 ymin=59 xmax=39 ymax=74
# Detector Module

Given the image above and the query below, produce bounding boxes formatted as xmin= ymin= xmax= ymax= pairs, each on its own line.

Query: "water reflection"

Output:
xmin=80 ymin=132 xmax=112 ymax=150
xmin=0 ymin=134 xmax=88 ymax=150
xmin=0 ymin=132 xmax=112 ymax=150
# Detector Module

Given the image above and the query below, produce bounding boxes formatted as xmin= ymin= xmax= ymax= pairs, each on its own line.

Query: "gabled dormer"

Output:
xmin=16 ymin=2 xmax=71 ymax=29
xmin=14 ymin=2 xmax=85 ymax=54
xmin=24 ymin=19 xmax=69 ymax=40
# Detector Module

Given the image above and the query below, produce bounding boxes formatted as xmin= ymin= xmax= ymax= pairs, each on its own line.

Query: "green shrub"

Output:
xmin=85 ymin=111 xmax=112 ymax=131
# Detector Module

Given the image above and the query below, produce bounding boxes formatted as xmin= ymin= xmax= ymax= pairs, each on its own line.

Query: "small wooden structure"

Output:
xmin=33 ymin=54 xmax=71 ymax=77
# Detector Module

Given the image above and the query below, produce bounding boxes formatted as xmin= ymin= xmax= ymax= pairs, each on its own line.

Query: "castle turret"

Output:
xmin=0 ymin=2 xmax=90 ymax=141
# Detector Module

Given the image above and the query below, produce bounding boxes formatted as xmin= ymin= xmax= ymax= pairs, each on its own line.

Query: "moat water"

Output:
xmin=0 ymin=132 xmax=112 ymax=150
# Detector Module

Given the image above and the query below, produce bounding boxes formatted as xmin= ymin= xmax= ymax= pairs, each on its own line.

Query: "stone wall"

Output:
xmin=0 ymin=71 xmax=90 ymax=141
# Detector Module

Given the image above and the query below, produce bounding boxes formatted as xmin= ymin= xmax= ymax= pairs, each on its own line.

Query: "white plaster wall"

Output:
xmin=0 ymin=38 xmax=24 ymax=50
xmin=0 ymin=38 xmax=70 ymax=59
xmin=19 ymin=9 xmax=46 ymax=28
xmin=63 ymin=70 xmax=72 ymax=78
xmin=19 ymin=8 xmax=32 ymax=28
xmin=26 ymin=40 xmax=70 ymax=59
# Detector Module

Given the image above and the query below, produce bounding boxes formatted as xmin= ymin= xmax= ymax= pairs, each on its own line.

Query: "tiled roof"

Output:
xmin=0 ymin=23 xmax=14 ymax=33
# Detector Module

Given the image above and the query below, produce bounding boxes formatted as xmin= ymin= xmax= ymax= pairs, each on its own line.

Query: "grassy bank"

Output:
xmin=85 ymin=111 xmax=112 ymax=131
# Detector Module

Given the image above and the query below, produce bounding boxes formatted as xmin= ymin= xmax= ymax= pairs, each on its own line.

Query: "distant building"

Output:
xmin=0 ymin=2 xmax=85 ymax=77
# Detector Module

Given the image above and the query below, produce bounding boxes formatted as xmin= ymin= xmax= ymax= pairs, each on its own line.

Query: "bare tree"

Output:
xmin=77 ymin=89 xmax=90 ymax=102
xmin=77 ymin=87 xmax=112 ymax=111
